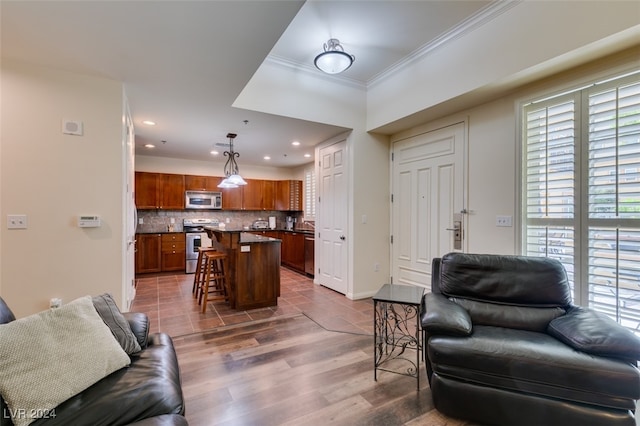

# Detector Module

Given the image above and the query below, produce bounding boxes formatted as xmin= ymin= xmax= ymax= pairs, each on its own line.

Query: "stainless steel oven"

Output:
xmin=183 ymin=218 xmax=216 ymax=273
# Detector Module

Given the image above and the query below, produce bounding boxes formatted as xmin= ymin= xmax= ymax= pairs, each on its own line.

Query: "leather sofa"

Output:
xmin=0 ymin=297 xmax=187 ymax=426
xmin=421 ymin=253 xmax=640 ymax=426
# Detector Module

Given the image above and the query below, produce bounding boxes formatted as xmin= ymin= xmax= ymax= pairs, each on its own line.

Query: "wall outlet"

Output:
xmin=138 ymin=218 xmax=144 ymax=224
xmin=170 ymin=218 xmax=175 ymax=224
xmin=496 ymin=215 xmax=513 ymax=227
xmin=374 ymin=262 xmax=379 ymax=272
xmin=7 ymin=214 xmax=27 ymax=229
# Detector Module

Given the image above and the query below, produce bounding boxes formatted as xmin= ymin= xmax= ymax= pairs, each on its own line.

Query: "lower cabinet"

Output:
xmin=161 ymin=233 xmax=186 ymax=272
xmin=136 ymin=233 xmax=185 ymax=274
xmin=135 ymin=234 xmax=161 ymax=274
xmin=281 ymin=232 xmax=306 ymax=273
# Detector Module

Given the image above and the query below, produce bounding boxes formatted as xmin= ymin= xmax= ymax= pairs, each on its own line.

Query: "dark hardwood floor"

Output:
xmin=173 ymin=314 xmax=467 ymax=426
xmin=132 ymin=268 xmax=470 ymax=425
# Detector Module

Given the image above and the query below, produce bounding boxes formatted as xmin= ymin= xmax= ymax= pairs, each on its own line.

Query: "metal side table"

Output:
xmin=373 ymin=283 xmax=424 ymax=390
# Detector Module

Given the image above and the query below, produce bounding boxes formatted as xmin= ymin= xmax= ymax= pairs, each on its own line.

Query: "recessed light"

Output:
xmin=264 ymin=156 xmax=271 ymax=160
xmin=142 ymin=120 xmax=156 ymax=126
xmin=304 ymin=153 xmax=311 ymax=158
xmin=292 ymin=141 xmax=300 ymax=146
xmin=144 ymin=144 xmax=155 ymax=149
xmin=210 ymin=150 xmax=219 ymax=155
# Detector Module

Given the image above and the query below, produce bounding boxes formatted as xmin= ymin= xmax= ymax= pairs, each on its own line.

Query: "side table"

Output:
xmin=373 ymin=283 xmax=424 ymax=391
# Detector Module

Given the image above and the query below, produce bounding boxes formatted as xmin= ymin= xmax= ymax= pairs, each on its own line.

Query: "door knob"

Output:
xmin=340 ymin=235 xmax=346 ymax=240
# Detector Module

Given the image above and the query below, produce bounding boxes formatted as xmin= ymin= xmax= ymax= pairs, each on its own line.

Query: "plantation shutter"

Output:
xmin=523 ymin=73 xmax=640 ymax=334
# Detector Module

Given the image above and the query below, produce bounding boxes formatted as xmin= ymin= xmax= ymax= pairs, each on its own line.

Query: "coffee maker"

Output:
xmin=285 ymin=216 xmax=294 ymax=231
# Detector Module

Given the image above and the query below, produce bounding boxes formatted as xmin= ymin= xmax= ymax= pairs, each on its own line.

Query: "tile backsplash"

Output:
xmin=136 ymin=210 xmax=303 ymax=233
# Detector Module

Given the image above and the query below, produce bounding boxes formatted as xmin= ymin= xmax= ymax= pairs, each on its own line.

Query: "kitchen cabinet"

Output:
xmin=305 ymin=236 xmax=315 ymax=277
xmin=135 ymin=172 xmax=185 ymax=210
xmin=276 ymin=180 xmax=303 ymax=211
xmin=281 ymin=231 xmax=305 ymax=273
xmin=221 ymin=184 xmax=243 ymax=210
xmin=161 ymin=233 xmax=186 ymax=272
xmin=135 ymin=233 xmax=161 ymax=274
xmin=222 ymin=179 xmax=278 ymax=211
xmin=185 ymin=175 xmax=221 ymax=191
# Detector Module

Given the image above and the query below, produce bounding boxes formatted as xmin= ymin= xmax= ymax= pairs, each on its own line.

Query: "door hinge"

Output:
xmin=390 ymin=235 xmax=393 ymax=244
xmin=391 ymin=194 xmax=393 ymax=203
xmin=391 ymin=152 xmax=394 ymax=161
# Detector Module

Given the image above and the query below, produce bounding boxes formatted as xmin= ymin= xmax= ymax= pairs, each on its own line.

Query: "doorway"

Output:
xmin=391 ymin=122 xmax=467 ymax=289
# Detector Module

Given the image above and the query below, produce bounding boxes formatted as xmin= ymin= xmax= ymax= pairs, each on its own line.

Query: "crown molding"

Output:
xmin=367 ymin=0 xmax=523 ymax=89
xmin=264 ymin=55 xmax=367 ymax=90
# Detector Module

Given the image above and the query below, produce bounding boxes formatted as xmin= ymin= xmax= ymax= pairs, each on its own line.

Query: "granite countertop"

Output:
xmin=204 ymin=226 xmax=313 ymax=235
xmin=239 ymin=233 xmax=281 ymax=243
xmin=136 ymin=230 xmax=185 ymax=235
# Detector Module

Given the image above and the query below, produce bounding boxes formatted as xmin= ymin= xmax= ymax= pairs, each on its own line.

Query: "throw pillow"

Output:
xmin=0 ymin=296 xmax=131 ymax=426
xmin=548 ymin=306 xmax=640 ymax=360
xmin=92 ymin=293 xmax=141 ymax=355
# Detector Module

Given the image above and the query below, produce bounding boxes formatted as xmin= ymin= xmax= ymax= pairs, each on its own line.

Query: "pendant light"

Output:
xmin=218 ymin=133 xmax=247 ymax=188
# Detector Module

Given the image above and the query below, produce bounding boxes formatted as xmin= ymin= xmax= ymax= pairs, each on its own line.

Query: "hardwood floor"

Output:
xmin=131 ymin=268 xmax=470 ymax=425
xmin=173 ymin=314 xmax=466 ymax=426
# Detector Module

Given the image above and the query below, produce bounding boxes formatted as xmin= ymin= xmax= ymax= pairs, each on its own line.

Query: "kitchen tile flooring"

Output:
xmin=131 ymin=267 xmax=374 ymax=337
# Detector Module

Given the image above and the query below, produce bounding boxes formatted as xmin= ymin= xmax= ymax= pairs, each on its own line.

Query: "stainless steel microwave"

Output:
xmin=185 ymin=191 xmax=222 ymax=209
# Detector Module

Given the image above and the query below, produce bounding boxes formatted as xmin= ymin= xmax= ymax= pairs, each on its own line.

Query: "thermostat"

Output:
xmin=78 ymin=215 xmax=101 ymax=228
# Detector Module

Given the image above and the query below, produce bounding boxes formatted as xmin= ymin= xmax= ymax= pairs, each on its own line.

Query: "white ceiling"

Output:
xmin=1 ymin=0 xmax=492 ymax=168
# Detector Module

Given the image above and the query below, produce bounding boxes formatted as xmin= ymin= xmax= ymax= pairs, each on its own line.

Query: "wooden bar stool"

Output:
xmin=200 ymin=251 xmax=229 ymax=314
xmin=192 ymin=247 xmax=217 ymax=299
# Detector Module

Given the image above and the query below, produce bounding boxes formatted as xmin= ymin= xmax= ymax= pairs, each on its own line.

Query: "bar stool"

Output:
xmin=200 ymin=251 xmax=229 ymax=314
xmin=192 ymin=247 xmax=217 ymax=299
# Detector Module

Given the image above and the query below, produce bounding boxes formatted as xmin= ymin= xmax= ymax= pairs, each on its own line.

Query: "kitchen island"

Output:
xmin=204 ymin=227 xmax=281 ymax=310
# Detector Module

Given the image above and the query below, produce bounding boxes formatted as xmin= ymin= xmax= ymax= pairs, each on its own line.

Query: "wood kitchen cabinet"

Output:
xmin=185 ymin=175 xmax=221 ymax=191
xmin=161 ymin=233 xmax=185 ymax=272
xmin=276 ymin=180 xmax=303 ymax=211
xmin=222 ymin=179 xmax=278 ymax=211
xmin=135 ymin=172 xmax=185 ymax=209
xmin=135 ymin=233 xmax=161 ymax=274
xmin=281 ymin=231 xmax=305 ymax=273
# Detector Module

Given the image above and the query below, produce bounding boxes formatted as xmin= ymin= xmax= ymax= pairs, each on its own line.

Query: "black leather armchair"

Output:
xmin=421 ymin=253 xmax=640 ymax=426
xmin=0 ymin=297 xmax=187 ymax=426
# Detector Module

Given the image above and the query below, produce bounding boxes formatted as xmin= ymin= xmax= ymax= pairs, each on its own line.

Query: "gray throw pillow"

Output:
xmin=92 ymin=293 xmax=141 ymax=355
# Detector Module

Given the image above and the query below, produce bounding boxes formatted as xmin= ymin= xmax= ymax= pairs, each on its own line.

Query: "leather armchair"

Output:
xmin=421 ymin=253 xmax=640 ymax=426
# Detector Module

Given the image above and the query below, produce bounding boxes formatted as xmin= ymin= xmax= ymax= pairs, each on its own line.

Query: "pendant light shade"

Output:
xmin=218 ymin=133 xmax=247 ymax=188
xmin=314 ymin=38 xmax=354 ymax=74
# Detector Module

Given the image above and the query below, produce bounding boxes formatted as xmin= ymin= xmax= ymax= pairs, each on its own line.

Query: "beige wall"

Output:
xmin=392 ymin=47 xmax=640 ymax=258
xmin=0 ymin=61 xmax=125 ymax=317
xmin=136 ymin=154 xmax=298 ymax=180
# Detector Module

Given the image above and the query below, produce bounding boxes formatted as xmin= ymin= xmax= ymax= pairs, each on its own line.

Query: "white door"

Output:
xmin=317 ymin=138 xmax=348 ymax=294
xmin=392 ymin=122 xmax=466 ymax=289
xmin=123 ymin=103 xmax=136 ymax=310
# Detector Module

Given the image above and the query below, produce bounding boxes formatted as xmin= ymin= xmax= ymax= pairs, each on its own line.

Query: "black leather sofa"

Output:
xmin=0 ymin=297 xmax=187 ymax=426
xmin=421 ymin=253 xmax=640 ymax=426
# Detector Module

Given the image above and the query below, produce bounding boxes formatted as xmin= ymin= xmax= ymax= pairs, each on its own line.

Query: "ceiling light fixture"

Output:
xmin=217 ymin=133 xmax=247 ymax=189
xmin=314 ymin=38 xmax=354 ymax=74
xmin=142 ymin=120 xmax=156 ymax=126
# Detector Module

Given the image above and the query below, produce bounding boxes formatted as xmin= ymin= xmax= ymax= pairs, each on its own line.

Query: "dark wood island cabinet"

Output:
xmin=205 ymin=228 xmax=281 ymax=310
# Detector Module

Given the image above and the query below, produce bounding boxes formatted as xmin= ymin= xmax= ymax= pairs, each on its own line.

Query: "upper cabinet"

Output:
xmin=222 ymin=179 xmax=278 ymax=211
xmin=276 ymin=180 xmax=302 ymax=211
xmin=135 ymin=172 xmax=300 ymax=211
xmin=184 ymin=175 xmax=221 ymax=191
xmin=135 ymin=172 xmax=185 ymax=210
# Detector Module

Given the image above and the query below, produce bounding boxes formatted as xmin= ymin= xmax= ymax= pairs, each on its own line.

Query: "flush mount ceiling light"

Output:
xmin=218 ymin=133 xmax=247 ymax=189
xmin=314 ymin=38 xmax=354 ymax=74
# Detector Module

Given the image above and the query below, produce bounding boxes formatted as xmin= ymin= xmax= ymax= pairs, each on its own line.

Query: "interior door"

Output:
xmin=124 ymin=104 xmax=136 ymax=310
xmin=392 ymin=122 xmax=466 ymax=289
xmin=317 ymin=138 xmax=348 ymax=294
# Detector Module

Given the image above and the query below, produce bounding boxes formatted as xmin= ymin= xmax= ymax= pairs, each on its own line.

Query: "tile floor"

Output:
xmin=131 ymin=267 xmax=375 ymax=337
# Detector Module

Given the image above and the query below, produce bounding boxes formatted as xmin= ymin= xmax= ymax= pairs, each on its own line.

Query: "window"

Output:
xmin=304 ymin=167 xmax=316 ymax=220
xmin=522 ymin=72 xmax=640 ymax=334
